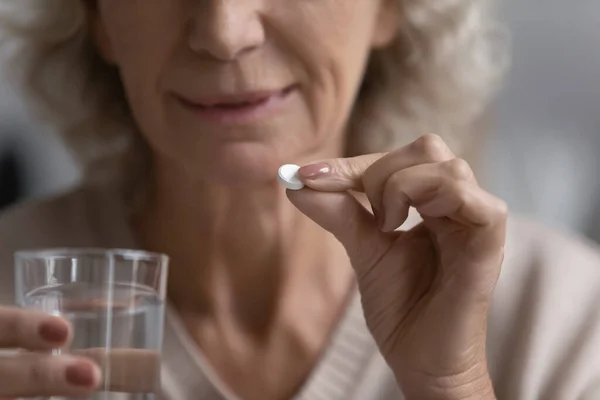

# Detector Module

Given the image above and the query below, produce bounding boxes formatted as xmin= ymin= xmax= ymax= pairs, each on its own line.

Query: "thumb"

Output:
xmin=286 ymin=188 xmax=392 ymax=266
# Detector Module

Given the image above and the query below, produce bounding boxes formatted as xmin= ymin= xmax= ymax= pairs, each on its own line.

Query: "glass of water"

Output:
xmin=14 ymin=248 xmax=169 ymax=400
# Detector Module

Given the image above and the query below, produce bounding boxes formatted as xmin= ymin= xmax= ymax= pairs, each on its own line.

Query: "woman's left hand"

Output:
xmin=287 ymin=134 xmax=506 ymax=400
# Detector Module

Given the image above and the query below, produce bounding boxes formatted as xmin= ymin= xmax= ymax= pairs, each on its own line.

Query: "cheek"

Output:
xmin=277 ymin=2 xmax=380 ymax=141
xmin=118 ymin=57 xmax=175 ymax=164
xmin=100 ymin=2 xmax=185 ymax=156
xmin=125 ymin=74 xmax=170 ymax=148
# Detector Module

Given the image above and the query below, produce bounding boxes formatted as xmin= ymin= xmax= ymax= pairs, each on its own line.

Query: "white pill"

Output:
xmin=277 ymin=164 xmax=305 ymax=190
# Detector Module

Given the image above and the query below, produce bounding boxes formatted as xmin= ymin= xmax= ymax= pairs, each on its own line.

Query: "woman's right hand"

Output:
xmin=0 ymin=306 xmax=100 ymax=397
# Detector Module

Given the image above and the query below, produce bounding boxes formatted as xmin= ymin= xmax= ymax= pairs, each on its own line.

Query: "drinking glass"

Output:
xmin=15 ymin=248 xmax=169 ymax=400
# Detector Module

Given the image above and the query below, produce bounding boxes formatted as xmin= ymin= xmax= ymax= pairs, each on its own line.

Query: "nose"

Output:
xmin=187 ymin=1 xmax=266 ymax=61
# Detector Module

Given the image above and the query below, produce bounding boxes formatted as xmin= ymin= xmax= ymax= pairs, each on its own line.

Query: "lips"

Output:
xmin=190 ymin=90 xmax=287 ymax=108
xmin=176 ymin=86 xmax=295 ymax=125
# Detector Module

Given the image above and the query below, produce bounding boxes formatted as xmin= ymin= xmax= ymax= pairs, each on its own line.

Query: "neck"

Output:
xmin=133 ymin=159 xmax=353 ymax=337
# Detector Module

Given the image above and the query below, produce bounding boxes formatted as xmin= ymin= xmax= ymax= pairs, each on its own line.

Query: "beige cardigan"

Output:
xmin=1 ymin=183 xmax=600 ymax=400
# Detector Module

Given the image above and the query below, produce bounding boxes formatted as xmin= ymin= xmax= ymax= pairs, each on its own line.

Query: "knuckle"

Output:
xmin=324 ymin=159 xmax=342 ymax=176
xmin=494 ymin=198 xmax=509 ymax=219
xmin=413 ymin=133 xmax=448 ymax=160
xmin=448 ymin=181 xmax=478 ymax=212
xmin=454 ymin=181 xmax=473 ymax=201
xmin=444 ymin=158 xmax=473 ymax=181
xmin=331 ymin=158 xmax=363 ymax=186
xmin=346 ymin=160 xmax=365 ymax=180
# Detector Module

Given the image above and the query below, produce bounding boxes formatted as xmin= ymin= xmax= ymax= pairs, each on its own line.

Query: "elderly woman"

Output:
xmin=0 ymin=1 xmax=599 ymax=399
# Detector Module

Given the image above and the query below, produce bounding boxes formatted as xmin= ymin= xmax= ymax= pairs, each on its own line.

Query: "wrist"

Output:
xmin=398 ymin=363 xmax=495 ymax=400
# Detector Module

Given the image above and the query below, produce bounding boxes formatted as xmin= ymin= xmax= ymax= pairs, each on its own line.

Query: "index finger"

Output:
xmin=297 ymin=135 xmax=455 ymax=210
xmin=297 ymin=153 xmax=385 ymax=192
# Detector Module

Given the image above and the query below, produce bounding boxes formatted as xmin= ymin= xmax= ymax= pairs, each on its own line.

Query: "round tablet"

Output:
xmin=277 ymin=164 xmax=304 ymax=190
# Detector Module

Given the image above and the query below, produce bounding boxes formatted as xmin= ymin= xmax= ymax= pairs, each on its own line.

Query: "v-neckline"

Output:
xmin=160 ymin=290 xmax=376 ymax=400
xmin=87 ymin=182 xmax=378 ymax=400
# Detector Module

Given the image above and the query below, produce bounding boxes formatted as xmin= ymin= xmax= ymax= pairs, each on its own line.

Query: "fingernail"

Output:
xmin=66 ymin=364 xmax=98 ymax=387
xmin=39 ymin=319 xmax=69 ymax=343
xmin=298 ymin=163 xmax=331 ymax=180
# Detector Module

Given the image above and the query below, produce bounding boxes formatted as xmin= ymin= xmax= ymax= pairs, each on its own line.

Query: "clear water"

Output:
xmin=24 ymin=282 xmax=165 ymax=400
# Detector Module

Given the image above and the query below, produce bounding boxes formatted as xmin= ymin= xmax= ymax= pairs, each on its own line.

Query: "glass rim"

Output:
xmin=14 ymin=248 xmax=169 ymax=264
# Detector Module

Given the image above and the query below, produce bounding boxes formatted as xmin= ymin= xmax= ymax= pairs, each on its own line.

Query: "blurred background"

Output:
xmin=0 ymin=0 xmax=599 ymax=242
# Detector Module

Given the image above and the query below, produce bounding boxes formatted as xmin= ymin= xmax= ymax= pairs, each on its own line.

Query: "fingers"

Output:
xmin=0 ymin=307 xmax=96 ymax=397
xmin=0 ymin=348 xmax=160 ymax=397
xmin=0 ymin=307 xmax=71 ymax=350
xmin=298 ymin=134 xmax=456 ymax=211
xmin=292 ymin=134 xmax=504 ymax=232
xmin=363 ymin=134 xmax=456 ymax=212
xmin=0 ymin=308 xmax=158 ymax=397
xmin=299 ymin=152 xmax=384 ymax=192
xmin=0 ymin=353 xmax=100 ymax=397
xmin=380 ymin=161 xmax=506 ymax=232
xmin=286 ymin=189 xmax=393 ymax=266
xmin=289 ymin=133 xmax=505 ymax=256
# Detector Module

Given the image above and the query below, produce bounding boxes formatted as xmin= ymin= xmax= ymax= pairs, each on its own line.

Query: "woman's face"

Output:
xmin=94 ymin=0 xmax=399 ymax=185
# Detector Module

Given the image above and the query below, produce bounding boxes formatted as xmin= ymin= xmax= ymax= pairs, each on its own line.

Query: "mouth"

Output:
xmin=176 ymin=86 xmax=296 ymax=125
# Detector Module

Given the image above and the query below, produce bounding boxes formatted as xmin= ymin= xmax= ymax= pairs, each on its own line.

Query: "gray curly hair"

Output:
xmin=0 ymin=0 xmax=507 ymax=193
